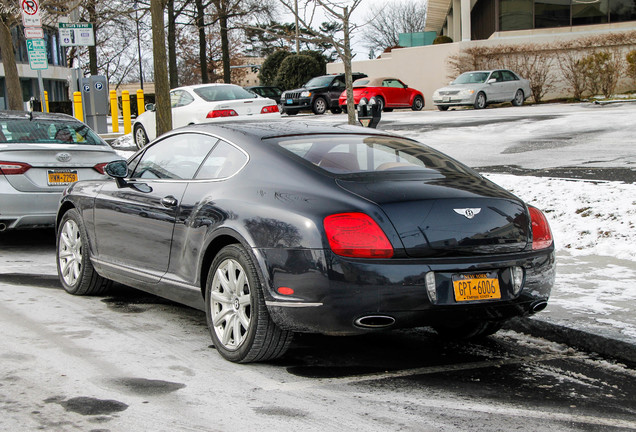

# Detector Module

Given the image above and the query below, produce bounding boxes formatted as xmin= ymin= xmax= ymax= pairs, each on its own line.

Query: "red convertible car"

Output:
xmin=338 ymin=77 xmax=425 ymax=112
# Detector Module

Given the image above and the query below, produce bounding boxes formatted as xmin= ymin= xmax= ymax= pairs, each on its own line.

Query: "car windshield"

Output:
xmin=304 ymin=76 xmax=334 ymax=88
xmin=271 ymin=134 xmax=473 ymax=176
xmin=453 ymin=72 xmax=490 ymax=84
xmin=193 ymin=85 xmax=257 ymax=102
xmin=0 ymin=118 xmax=105 ymax=145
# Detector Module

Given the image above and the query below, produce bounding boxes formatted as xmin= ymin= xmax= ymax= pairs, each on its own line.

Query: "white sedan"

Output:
xmin=133 ymin=84 xmax=280 ymax=148
xmin=432 ymin=69 xmax=532 ymax=111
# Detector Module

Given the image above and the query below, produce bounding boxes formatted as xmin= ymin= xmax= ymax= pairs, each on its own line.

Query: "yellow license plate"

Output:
xmin=48 ymin=170 xmax=78 ymax=185
xmin=453 ymin=272 xmax=501 ymax=302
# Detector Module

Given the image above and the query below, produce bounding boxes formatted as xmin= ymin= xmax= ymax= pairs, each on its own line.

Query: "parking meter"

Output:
xmin=357 ymin=98 xmax=381 ymax=128
xmin=79 ymin=76 xmax=109 ymax=133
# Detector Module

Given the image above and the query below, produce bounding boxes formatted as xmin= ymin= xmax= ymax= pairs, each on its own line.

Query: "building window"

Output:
xmin=573 ymin=0 xmax=609 ymax=25
xmin=500 ymin=0 xmax=534 ymax=30
xmin=610 ymin=0 xmax=636 ymax=21
xmin=535 ymin=0 xmax=572 ymax=27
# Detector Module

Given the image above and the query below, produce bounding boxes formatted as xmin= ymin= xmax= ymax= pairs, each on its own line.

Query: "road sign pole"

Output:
xmin=37 ymin=70 xmax=46 ymax=112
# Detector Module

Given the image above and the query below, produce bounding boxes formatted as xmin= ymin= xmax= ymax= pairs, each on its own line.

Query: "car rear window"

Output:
xmin=194 ymin=85 xmax=257 ymax=102
xmin=0 ymin=118 xmax=105 ymax=145
xmin=271 ymin=134 xmax=473 ymax=177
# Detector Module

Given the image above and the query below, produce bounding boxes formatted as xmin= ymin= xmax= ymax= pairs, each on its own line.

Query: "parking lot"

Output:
xmin=2 ymin=102 xmax=635 ymax=431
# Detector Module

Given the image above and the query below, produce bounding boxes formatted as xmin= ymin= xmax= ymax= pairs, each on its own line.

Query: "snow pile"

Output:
xmin=485 ymin=174 xmax=636 ymax=261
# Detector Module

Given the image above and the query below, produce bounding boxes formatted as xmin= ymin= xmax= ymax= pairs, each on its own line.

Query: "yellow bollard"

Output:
xmin=136 ymin=89 xmax=145 ymax=115
xmin=110 ymin=90 xmax=119 ymax=133
xmin=122 ymin=91 xmax=132 ymax=135
xmin=44 ymin=91 xmax=49 ymax=113
xmin=73 ymin=91 xmax=83 ymax=122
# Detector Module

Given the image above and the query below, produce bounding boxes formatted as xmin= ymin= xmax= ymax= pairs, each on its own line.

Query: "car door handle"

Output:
xmin=161 ymin=196 xmax=178 ymax=207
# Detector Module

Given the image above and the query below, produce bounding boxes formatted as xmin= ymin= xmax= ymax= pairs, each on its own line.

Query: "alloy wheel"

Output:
xmin=210 ymin=258 xmax=252 ymax=350
xmin=58 ymin=219 xmax=83 ymax=287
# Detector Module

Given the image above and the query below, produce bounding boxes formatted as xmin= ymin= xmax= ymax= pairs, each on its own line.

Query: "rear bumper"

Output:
xmin=0 ymin=178 xmax=60 ymax=229
xmin=259 ymin=247 xmax=556 ymax=335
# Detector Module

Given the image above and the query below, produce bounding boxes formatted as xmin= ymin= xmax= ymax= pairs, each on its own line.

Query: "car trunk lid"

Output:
xmin=336 ymin=174 xmax=530 ymax=257
xmin=1 ymin=144 xmax=116 ymax=192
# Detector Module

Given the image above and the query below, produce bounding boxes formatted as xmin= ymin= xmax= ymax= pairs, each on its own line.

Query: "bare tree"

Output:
xmin=151 ymin=0 xmax=172 ymax=136
xmin=278 ymin=0 xmax=363 ymax=125
xmin=361 ymin=0 xmax=428 ymax=54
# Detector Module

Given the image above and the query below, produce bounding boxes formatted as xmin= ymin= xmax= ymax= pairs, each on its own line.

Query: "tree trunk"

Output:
xmin=195 ymin=0 xmax=208 ymax=83
xmin=0 ymin=20 xmax=23 ymax=110
xmin=220 ymin=13 xmax=230 ymax=83
xmin=151 ymin=0 xmax=172 ymax=136
xmin=167 ymin=0 xmax=178 ymax=88
xmin=87 ymin=0 xmax=98 ymax=75
xmin=342 ymin=10 xmax=356 ymax=125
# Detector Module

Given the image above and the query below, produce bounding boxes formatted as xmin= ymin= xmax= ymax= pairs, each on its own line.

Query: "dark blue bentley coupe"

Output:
xmin=56 ymin=121 xmax=555 ymax=363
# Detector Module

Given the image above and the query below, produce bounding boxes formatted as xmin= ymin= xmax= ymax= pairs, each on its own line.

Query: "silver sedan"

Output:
xmin=432 ymin=70 xmax=531 ymax=111
xmin=0 ymin=111 xmax=123 ymax=231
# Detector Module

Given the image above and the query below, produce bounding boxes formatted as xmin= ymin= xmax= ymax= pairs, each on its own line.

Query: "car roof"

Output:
xmin=0 ymin=110 xmax=79 ymax=123
xmin=171 ymin=120 xmax=398 ymax=141
xmin=354 ymin=77 xmax=401 ymax=87
xmin=172 ymin=83 xmax=240 ymax=92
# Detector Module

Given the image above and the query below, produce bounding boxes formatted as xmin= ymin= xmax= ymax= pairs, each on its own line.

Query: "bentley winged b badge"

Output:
xmin=454 ymin=208 xmax=481 ymax=219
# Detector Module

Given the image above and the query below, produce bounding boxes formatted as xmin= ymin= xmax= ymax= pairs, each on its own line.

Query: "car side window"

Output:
xmin=491 ymin=71 xmax=503 ymax=82
xmin=332 ymin=78 xmax=345 ymax=89
xmin=130 ymin=133 xmax=217 ymax=180
xmin=195 ymin=140 xmax=248 ymax=180
xmin=170 ymin=90 xmax=194 ymax=108
xmin=383 ymin=79 xmax=404 ymax=88
xmin=502 ymin=70 xmax=519 ymax=81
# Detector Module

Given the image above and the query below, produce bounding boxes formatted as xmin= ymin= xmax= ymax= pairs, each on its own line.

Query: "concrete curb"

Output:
xmin=504 ymin=317 xmax=636 ymax=368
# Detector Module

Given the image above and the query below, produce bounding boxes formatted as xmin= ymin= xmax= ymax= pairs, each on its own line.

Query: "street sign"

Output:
xmin=20 ymin=0 xmax=41 ymax=27
xmin=26 ymin=38 xmax=48 ymax=70
xmin=24 ymin=27 xmax=44 ymax=39
xmin=58 ymin=23 xmax=95 ymax=47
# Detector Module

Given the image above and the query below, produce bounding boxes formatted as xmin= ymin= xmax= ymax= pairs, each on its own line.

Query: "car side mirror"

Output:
xmin=145 ymin=103 xmax=156 ymax=112
xmin=487 ymin=79 xmax=497 ymax=84
xmin=105 ymin=160 xmax=129 ymax=188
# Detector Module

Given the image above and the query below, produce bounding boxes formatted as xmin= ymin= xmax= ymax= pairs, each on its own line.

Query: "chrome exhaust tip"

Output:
xmin=354 ymin=315 xmax=396 ymax=329
xmin=0 ymin=223 xmax=6 ymax=232
xmin=530 ymin=300 xmax=548 ymax=314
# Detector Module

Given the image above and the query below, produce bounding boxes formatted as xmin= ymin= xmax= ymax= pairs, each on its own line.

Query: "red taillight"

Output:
xmin=324 ymin=212 xmax=394 ymax=258
xmin=0 ymin=161 xmax=31 ymax=175
xmin=261 ymin=105 xmax=279 ymax=114
xmin=529 ymin=206 xmax=553 ymax=250
xmin=207 ymin=109 xmax=238 ymax=118
xmin=93 ymin=163 xmax=109 ymax=175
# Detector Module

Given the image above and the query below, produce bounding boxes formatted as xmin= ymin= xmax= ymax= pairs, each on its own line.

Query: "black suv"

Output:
xmin=281 ymin=73 xmax=367 ymax=115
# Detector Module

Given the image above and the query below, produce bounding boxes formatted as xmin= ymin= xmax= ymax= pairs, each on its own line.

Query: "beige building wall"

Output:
xmin=328 ymin=23 xmax=636 ymax=109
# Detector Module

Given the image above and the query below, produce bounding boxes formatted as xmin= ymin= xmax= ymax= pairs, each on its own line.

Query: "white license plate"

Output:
xmin=443 ymin=96 xmax=451 ymax=102
xmin=286 ymin=98 xmax=293 ymax=104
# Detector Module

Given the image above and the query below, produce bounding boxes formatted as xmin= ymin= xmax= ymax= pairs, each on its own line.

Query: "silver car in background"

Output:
xmin=432 ymin=70 xmax=531 ymax=111
xmin=0 ymin=111 xmax=122 ymax=231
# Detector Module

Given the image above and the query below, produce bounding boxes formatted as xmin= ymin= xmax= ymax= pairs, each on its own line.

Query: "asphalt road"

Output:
xmin=1 ymin=230 xmax=635 ymax=431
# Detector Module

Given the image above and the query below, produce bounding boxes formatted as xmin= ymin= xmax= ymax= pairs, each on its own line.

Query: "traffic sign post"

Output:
xmin=21 ymin=0 xmax=41 ymax=27
xmin=58 ymin=23 xmax=95 ymax=47
xmin=25 ymin=38 xmax=48 ymax=112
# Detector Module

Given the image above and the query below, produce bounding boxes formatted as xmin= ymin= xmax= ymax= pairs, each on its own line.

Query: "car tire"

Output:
xmin=285 ymin=110 xmax=299 ymax=116
xmin=330 ymin=107 xmax=342 ymax=114
xmin=312 ymin=97 xmax=328 ymax=115
xmin=206 ymin=244 xmax=293 ymax=363
xmin=57 ymin=209 xmax=112 ymax=296
xmin=411 ymin=95 xmax=424 ymax=111
xmin=473 ymin=92 xmax=487 ymax=110
xmin=437 ymin=105 xmax=449 ymax=111
xmin=134 ymin=124 xmax=149 ymax=149
xmin=512 ymin=89 xmax=524 ymax=107
xmin=373 ymin=96 xmax=385 ymax=112
xmin=433 ymin=321 xmax=503 ymax=340
xmin=340 ymin=105 xmax=348 ymax=114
